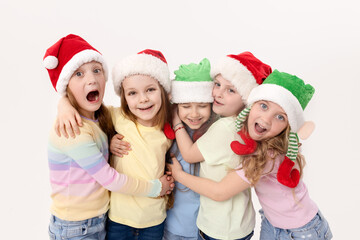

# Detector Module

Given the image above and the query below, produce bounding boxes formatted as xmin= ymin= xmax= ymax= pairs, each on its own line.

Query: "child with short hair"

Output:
xmin=44 ymin=34 xmax=173 ymax=240
xmin=56 ymin=49 xmax=175 ymax=240
xmin=171 ymin=52 xmax=272 ymax=240
xmin=169 ymin=70 xmax=333 ymax=240
xmin=163 ymin=58 xmax=217 ymax=240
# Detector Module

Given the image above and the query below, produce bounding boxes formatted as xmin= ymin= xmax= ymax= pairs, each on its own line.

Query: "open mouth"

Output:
xmin=86 ymin=90 xmax=99 ymax=103
xmin=255 ymin=123 xmax=267 ymax=134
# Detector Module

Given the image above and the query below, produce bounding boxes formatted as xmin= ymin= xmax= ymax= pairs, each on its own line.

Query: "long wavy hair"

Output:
xmin=240 ymin=117 xmax=306 ymax=186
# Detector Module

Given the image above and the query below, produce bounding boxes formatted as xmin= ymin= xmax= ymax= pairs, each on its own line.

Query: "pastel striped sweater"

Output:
xmin=48 ymin=117 xmax=160 ymax=221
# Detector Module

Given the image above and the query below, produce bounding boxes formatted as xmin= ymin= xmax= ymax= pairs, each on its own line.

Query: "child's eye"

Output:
xmin=128 ymin=91 xmax=136 ymax=96
xmin=181 ymin=105 xmax=190 ymax=109
xmin=94 ymin=68 xmax=102 ymax=73
xmin=260 ymin=103 xmax=268 ymax=110
xmin=228 ymin=88 xmax=235 ymax=93
xmin=75 ymin=71 xmax=83 ymax=77
xmin=199 ymin=105 xmax=208 ymax=108
xmin=276 ymin=115 xmax=285 ymax=121
xmin=147 ymin=88 xmax=156 ymax=92
xmin=214 ymin=82 xmax=220 ymax=87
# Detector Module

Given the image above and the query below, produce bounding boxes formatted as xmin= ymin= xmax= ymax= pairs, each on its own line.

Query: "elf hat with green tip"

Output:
xmin=171 ymin=58 xmax=214 ymax=104
xmin=247 ymin=70 xmax=315 ymax=133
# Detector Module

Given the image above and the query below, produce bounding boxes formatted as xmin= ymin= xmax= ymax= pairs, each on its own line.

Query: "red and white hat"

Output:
xmin=112 ymin=49 xmax=170 ymax=96
xmin=210 ymin=51 xmax=272 ymax=102
xmin=43 ymin=34 xmax=108 ymax=95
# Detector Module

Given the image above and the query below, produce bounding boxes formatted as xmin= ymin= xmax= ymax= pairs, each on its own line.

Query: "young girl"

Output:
xmin=44 ymin=35 xmax=173 ymax=240
xmin=169 ymin=70 xmax=333 ymax=240
xmin=163 ymin=58 xmax=217 ymax=240
xmin=56 ymin=49 xmax=175 ymax=239
xmin=171 ymin=52 xmax=272 ymax=240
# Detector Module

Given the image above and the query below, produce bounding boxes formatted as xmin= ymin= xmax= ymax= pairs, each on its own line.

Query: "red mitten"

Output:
xmin=277 ymin=156 xmax=300 ymax=188
xmin=230 ymin=130 xmax=257 ymax=155
xmin=164 ymin=123 xmax=175 ymax=140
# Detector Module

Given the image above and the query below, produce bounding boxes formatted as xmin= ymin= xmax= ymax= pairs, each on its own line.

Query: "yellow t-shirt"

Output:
xmin=196 ymin=116 xmax=255 ymax=240
xmin=108 ymin=107 xmax=172 ymax=228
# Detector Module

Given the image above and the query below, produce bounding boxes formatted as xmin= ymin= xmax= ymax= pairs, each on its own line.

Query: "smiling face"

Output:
xmin=212 ymin=74 xmax=245 ymax=117
xmin=122 ymin=74 xmax=162 ymax=127
xmin=178 ymin=102 xmax=211 ymax=130
xmin=67 ymin=61 xmax=105 ymax=119
xmin=247 ymin=100 xmax=289 ymax=141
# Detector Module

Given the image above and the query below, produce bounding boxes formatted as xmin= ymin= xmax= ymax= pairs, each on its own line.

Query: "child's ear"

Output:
xmin=297 ymin=121 xmax=315 ymax=140
xmin=168 ymin=93 xmax=172 ymax=101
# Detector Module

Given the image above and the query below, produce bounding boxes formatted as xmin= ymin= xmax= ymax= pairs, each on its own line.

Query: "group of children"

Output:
xmin=43 ymin=34 xmax=333 ymax=240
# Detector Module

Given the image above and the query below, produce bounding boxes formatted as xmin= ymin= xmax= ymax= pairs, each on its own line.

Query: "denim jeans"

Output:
xmin=259 ymin=209 xmax=333 ymax=240
xmin=198 ymin=230 xmax=254 ymax=240
xmin=163 ymin=229 xmax=198 ymax=240
xmin=48 ymin=213 xmax=107 ymax=240
xmin=106 ymin=218 xmax=165 ymax=240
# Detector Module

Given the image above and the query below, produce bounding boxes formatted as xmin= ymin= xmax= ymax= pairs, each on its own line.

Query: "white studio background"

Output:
xmin=1 ymin=0 xmax=359 ymax=239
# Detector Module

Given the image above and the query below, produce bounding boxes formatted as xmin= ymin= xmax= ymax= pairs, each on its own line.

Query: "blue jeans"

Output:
xmin=259 ymin=209 xmax=333 ymax=240
xmin=198 ymin=230 xmax=254 ymax=240
xmin=106 ymin=218 xmax=165 ymax=240
xmin=48 ymin=213 xmax=107 ymax=240
xmin=163 ymin=229 xmax=198 ymax=240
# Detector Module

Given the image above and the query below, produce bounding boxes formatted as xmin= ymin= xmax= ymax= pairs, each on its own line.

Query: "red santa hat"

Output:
xmin=112 ymin=49 xmax=170 ymax=96
xmin=210 ymin=51 xmax=272 ymax=102
xmin=43 ymin=34 xmax=108 ymax=95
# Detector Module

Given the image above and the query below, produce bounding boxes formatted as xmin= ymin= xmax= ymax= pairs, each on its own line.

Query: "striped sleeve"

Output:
xmin=50 ymin=124 xmax=161 ymax=197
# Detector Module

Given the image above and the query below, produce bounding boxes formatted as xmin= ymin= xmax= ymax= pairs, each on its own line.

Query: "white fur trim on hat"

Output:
xmin=247 ymin=84 xmax=304 ymax=132
xmin=211 ymin=56 xmax=258 ymax=102
xmin=56 ymin=49 xmax=108 ymax=96
xmin=171 ymin=81 xmax=214 ymax=104
xmin=112 ymin=54 xmax=170 ymax=96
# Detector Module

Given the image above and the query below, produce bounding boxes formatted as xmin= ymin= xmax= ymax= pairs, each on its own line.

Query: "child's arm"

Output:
xmin=55 ymin=96 xmax=82 ymax=138
xmin=110 ymin=133 xmax=131 ymax=157
xmin=54 ymin=129 xmax=172 ymax=197
xmin=172 ymin=107 xmax=204 ymax=163
xmin=168 ymin=156 xmax=250 ymax=201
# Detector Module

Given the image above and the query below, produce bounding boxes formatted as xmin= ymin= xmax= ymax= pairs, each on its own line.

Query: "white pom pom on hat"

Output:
xmin=43 ymin=56 xmax=59 ymax=69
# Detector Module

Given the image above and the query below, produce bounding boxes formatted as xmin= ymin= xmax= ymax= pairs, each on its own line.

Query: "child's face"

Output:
xmin=178 ymin=103 xmax=211 ymax=130
xmin=247 ymin=100 xmax=288 ymax=141
xmin=68 ymin=61 xmax=105 ymax=119
xmin=122 ymin=74 xmax=162 ymax=127
xmin=212 ymin=74 xmax=245 ymax=117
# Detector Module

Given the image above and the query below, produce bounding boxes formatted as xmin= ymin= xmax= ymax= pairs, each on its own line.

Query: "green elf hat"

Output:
xmin=171 ymin=58 xmax=214 ymax=104
xmin=234 ymin=70 xmax=315 ymax=188
xmin=247 ymin=69 xmax=315 ymax=133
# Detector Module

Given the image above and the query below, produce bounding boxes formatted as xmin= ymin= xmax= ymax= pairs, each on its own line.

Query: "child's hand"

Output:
xmin=159 ymin=174 xmax=175 ymax=196
xmin=110 ymin=134 xmax=131 ymax=157
xmin=172 ymin=105 xmax=181 ymax=127
xmin=55 ymin=97 xmax=83 ymax=138
xmin=166 ymin=156 xmax=183 ymax=180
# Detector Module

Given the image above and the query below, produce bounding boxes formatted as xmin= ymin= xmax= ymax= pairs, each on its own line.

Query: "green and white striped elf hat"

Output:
xmin=235 ymin=70 xmax=315 ymax=162
xmin=171 ymin=58 xmax=214 ymax=104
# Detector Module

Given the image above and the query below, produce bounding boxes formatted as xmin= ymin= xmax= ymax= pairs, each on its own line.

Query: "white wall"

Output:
xmin=1 ymin=0 xmax=359 ymax=239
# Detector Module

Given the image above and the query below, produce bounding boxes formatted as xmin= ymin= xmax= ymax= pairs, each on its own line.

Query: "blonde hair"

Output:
xmin=241 ymin=117 xmax=306 ymax=186
xmin=119 ymin=81 xmax=172 ymax=129
xmin=67 ymin=88 xmax=116 ymax=144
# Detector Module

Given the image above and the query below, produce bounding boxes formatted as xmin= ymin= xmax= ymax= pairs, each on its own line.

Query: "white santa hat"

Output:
xmin=112 ymin=49 xmax=170 ymax=96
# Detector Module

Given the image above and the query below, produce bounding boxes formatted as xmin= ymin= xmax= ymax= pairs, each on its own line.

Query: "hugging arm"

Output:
xmin=168 ymin=156 xmax=250 ymax=201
